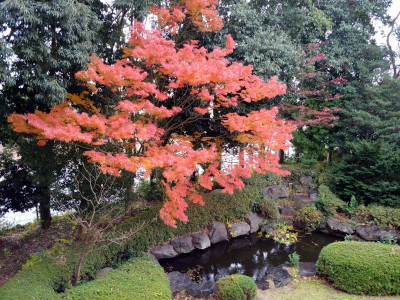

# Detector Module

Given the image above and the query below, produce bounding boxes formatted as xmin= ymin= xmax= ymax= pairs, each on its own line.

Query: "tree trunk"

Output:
xmin=278 ymin=149 xmax=285 ymax=164
xmin=73 ymin=237 xmax=88 ymax=286
xmin=39 ymin=187 xmax=52 ymax=229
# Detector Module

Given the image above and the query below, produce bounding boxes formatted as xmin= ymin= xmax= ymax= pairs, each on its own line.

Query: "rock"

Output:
xmin=151 ymin=244 xmax=179 ymax=260
xmin=186 ymin=281 xmax=216 ymax=298
xmin=192 ymin=232 xmax=211 ymax=250
xmin=229 ymin=222 xmax=250 ymax=237
xmin=95 ymin=267 xmax=113 ymax=279
xmin=148 ymin=253 xmax=160 ymax=265
xmin=261 ymin=225 xmax=275 ymax=236
xmin=244 ymin=213 xmax=264 ymax=233
xmin=265 ymin=185 xmax=289 ymax=200
xmin=209 ymin=221 xmax=228 ymax=244
xmin=167 ymin=271 xmax=193 ymax=293
xmin=210 ymin=189 xmax=223 ymax=194
xmin=356 ymin=225 xmax=400 ymax=241
xmin=299 ymin=176 xmax=313 ymax=188
xmin=310 ymin=188 xmax=318 ymax=199
xmin=256 ymin=280 xmax=270 ymax=290
xmin=279 ymin=207 xmax=294 ymax=216
xmin=265 ymin=267 xmax=293 ymax=288
xmin=171 ymin=235 xmax=195 ymax=254
xmin=326 ymin=219 xmax=354 ymax=236
xmin=292 ymin=195 xmax=316 ymax=209
xmin=298 ymin=262 xmax=316 ymax=277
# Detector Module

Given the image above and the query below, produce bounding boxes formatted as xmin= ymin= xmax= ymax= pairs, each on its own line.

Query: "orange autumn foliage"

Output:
xmin=8 ymin=0 xmax=296 ymax=227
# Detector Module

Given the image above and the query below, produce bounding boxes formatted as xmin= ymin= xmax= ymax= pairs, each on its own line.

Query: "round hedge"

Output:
xmin=215 ymin=274 xmax=257 ymax=300
xmin=316 ymin=241 xmax=400 ymax=295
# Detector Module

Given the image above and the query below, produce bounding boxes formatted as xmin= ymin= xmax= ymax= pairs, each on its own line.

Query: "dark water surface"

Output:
xmin=160 ymin=232 xmax=340 ymax=282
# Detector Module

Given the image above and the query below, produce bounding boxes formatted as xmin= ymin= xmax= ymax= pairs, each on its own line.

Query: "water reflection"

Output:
xmin=160 ymin=232 xmax=340 ymax=283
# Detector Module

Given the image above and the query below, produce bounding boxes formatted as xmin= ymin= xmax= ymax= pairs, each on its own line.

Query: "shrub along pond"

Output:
xmin=160 ymin=231 xmax=340 ymax=283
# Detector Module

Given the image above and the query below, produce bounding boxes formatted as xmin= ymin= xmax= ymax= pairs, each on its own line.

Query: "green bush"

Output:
xmin=316 ymin=241 xmax=400 ymax=295
xmin=215 ymin=274 xmax=257 ymax=300
xmin=63 ymin=255 xmax=171 ymax=300
xmin=258 ymin=198 xmax=278 ymax=220
xmin=352 ymin=204 xmax=400 ymax=229
xmin=315 ymin=185 xmax=346 ymax=216
xmin=294 ymin=206 xmax=323 ymax=230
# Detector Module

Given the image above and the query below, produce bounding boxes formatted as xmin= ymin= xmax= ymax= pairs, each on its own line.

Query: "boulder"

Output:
xmin=148 ymin=253 xmax=160 ymax=265
xmin=299 ymin=176 xmax=313 ymax=188
xmin=171 ymin=235 xmax=195 ymax=254
xmin=192 ymin=232 xmax=211 ymax=250
xmin=151 ymin=244 xmax=178 ymax=260
xmin=186 ymin=281 xmax=216 ymax=298
xmin=256 ymin=280 xmax=270 ymax=291
xmin=229 ymin=222 xmax=250 ymax=238
xmin=265 ymin=267 xmax=293 ymax=288
xmin=356 ymin=225 xmax=400 ymax=241
xmin=261 ymin=225 xmax=275 ymax=236
xmin=265 ymin=185 xmax=289 ymax=200
xmin=298 ymin=262 xmax=316 ymax=277
xmin=95 ymin=267 xmax=113 ymax=279
xmin=209 ymin=221 xmax=228 ymax=244
xmin=279 ymin=207 xmax=294 ymax=216
xmin=244 ymin=213 xmax=263 ymax=233
xmin=292 ymin=195 xmax=316 ymax=209
xmin=167 ymin=271 xmax=193 ymax=293
xmin=210 ymin=188 xmax=223 ymax=194
xmin=326 ymin=219 xmax=354 ymax=236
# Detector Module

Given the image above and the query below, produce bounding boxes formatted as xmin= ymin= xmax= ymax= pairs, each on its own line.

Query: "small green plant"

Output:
xmin=379 ymin=233 xmax=397 ymax=245
xmin=344 ymin=195 xmax=358 ymax=215
xmin=258 ymin=198 xmax=279 ymax=220
xmin=187 ymin=265 xmax=203 ymax=283
xmin=287 ymin=252 xmax=300 ymax=267
xmin=265 ymin=222 xmax=298 ymax=244
xmin=344 ymin=234 xmax=352 ymax=241
xmin=215 ymin=274 xmax=257 ymax=300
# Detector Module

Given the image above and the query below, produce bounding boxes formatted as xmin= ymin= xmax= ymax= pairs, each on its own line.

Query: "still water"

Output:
xmin=160 ymin=231 xmax=340 ymax=282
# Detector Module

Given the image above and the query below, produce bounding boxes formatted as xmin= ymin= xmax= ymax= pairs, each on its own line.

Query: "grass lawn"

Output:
xmin=255 ymin=277 xmax=400 ymax=300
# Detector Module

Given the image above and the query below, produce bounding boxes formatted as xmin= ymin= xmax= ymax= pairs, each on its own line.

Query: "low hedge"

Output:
xmin=215 ymin=274 xmax=257 ymax=300
xmin=0 ymin=172 xmax=271 ymax=299
xmin=316 ymin=241 xmax=400 ymax=295
xmin=63 ymin=255 xmax=171 ymax=300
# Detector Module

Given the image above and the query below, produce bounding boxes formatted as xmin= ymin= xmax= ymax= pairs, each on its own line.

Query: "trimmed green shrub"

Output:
xmin=63 ymin=255 xmax=171 ymax=300
xmin=316 ymin=241 xmax=400 ymax=295
xmin=294 ymin=206 xmax=323 ymax=231
xmin=215 ymin=274 xmax=257 ymax=300
xmin=258 ymin=198 xmax=278 ymax=220
xmin=315 ymin=185 xmax=346 ymax=216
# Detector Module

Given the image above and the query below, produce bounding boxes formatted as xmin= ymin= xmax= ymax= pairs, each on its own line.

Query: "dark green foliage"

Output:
xmin=315 ymin=185 xmax=346 ymax=216
xmin=287 ymin=252 xmax=300 ymax=267
xmin=316 ymin=241 xmax=400 ymax=295
xmin=294 ymin=206 xmax=323 ymax=231
xmin=352 ymin=205 xmax=400 ymax=229
xmin=258 ymin=198 xmax=279 ymax=220
xmin=328 ymin=139 xmax=400 ymax=207
xmin=215 ymin=274 xmax=257 ymax=300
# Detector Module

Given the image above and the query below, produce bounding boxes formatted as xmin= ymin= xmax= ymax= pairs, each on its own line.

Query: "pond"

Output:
xmin=160 ymin=231 xmax=341 ymax=282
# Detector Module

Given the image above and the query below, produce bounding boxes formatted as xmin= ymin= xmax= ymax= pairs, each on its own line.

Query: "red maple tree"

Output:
xmin=8 ymin=0 xmax=296 ymax=227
